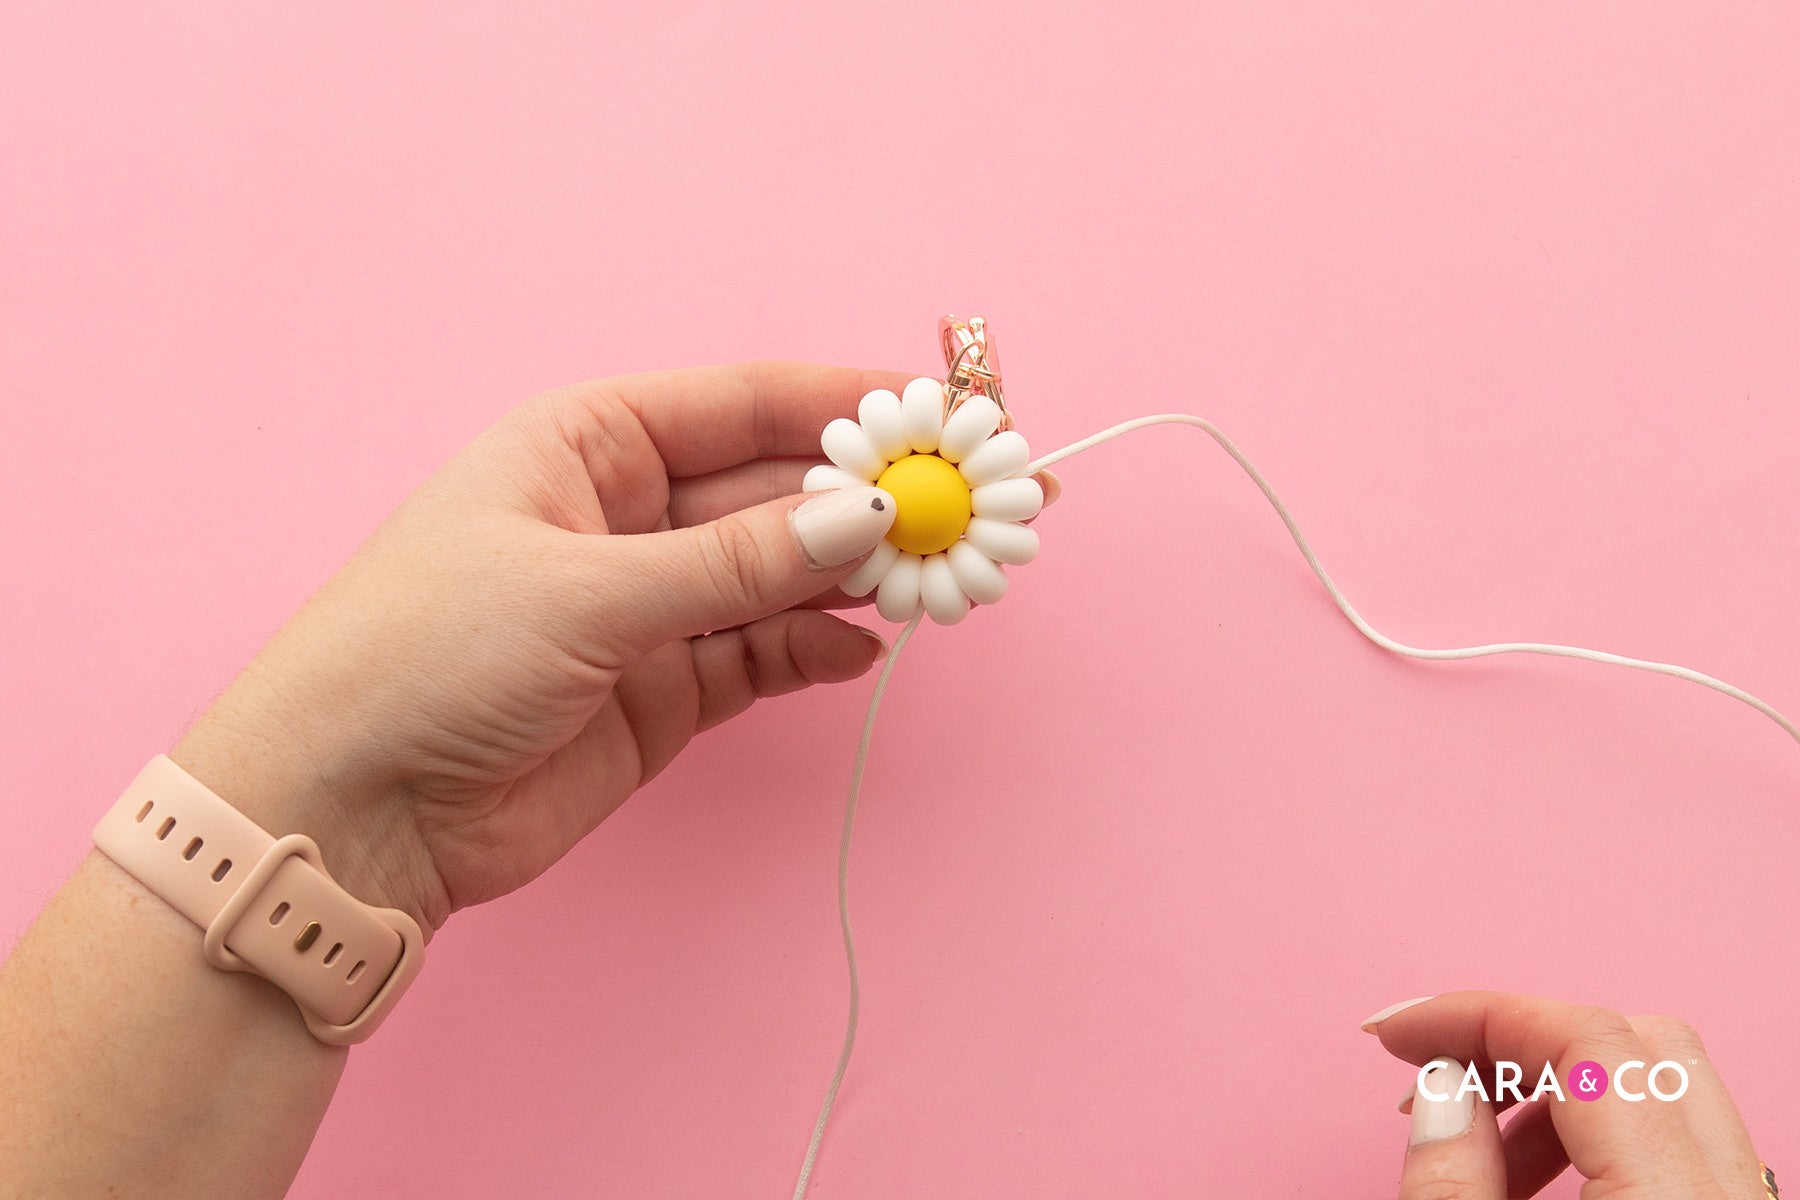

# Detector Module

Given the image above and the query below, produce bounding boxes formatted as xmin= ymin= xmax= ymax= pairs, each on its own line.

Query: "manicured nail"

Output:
xmin=1410 ymin=1058 xmax=1474 ymax=1147
xmin=790 ymin=487 xmax=896 ymax=569
xmin=1037 ymin=469 xmax=1063 ymax=507
xmin=1361 ymin=996 xmax=1435 ymax=1032
xmin=859 ymin=626 xmax=890 ymax=661
xmin=1398 ymin=1082 xmax=1416 ymax=1114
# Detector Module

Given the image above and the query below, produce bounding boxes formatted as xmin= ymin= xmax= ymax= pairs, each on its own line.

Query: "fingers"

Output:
xmin=667 ymin=458 xmax=813 ymax=529
xmin=1496 ymin=1098 xmax=1572 ymax=1197
xmin=583 ymin=488 xmax=896 ymax=658
xmin=689 ymin=610 xmax=887 ymax=731
xmin=1398 ymin=1058 xmax=1506 ymax=1200
xmin=668 ymin=461 xmax=1064 ymax=530
xmin=659 ymin=462 xmax=1060 ymax=617
xmin=1366 ymin=993 xmax=1722 ymax=1194
xmin=1627 ymin=1015 xmax=1765 ymax=1199
xmin=586 ymin=362 xmax=917 ymax=479
xmin=1487 ymin=1032 xmax=1767 ymax=1200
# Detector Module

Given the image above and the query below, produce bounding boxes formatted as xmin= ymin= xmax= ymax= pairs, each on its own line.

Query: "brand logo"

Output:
xmin=1418 ymin=1058 xmax=1689 ymax=1104
xmin=1569 ymin=1060 xmax=1608 ymax=1100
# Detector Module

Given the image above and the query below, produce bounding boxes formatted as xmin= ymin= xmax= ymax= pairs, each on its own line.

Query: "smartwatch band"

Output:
xmin=92 ymin=755 xmax=425 ymax=1045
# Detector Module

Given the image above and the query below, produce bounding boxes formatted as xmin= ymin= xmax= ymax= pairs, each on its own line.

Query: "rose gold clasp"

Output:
xmin=938 ymin=313 xmax=1011 ymax=430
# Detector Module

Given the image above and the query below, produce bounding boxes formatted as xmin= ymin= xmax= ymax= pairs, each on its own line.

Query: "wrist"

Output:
xmin=170 ymin=679 xmax=449 ymax=941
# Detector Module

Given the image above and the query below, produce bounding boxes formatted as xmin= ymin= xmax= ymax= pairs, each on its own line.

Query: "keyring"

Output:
xmin=938 ymin=313 xmax=1011 ymax=429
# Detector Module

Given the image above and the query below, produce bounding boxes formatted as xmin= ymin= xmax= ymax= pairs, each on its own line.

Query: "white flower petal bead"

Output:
xmin=804 ymin=463 xmax=870 ymax=493
xmin=947 ymin=539 xmax=1009 ymax=605
xmin=970 ymin=477 xmax=1043 ymax=522
xmin=875 ymin=551 xmax=924 ymax=622
xmin=857 ymin=388 xmax=909 ymax=461
xmin=965 ymin=516 xmax=1039 ymax=565
xmin=805 ymin=381 xmax=1042 ymax=623
xmin=937 ymin=395 xmax=1003 ymax=463
xmin=919 ymin=553 xmax=969 ymax=625
xmin=957 ymin=430 xmax=1030 ymax=486
xmin=840 ymin=539 xmax=900 ymax=598
xmin=900 ymin=377 xmax=946 ymax=453
xmin=821 ymin=417 xmax=887 ymax=481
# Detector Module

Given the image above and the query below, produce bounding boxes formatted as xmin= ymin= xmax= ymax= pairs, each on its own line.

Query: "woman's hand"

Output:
xmin=1 ymin=360 xmax=1064 ymax=1198
xmin=171 ymin=362 xmax=935 ymax=936
xmin=1364 ymin=991 xmax=1772 ymax=1199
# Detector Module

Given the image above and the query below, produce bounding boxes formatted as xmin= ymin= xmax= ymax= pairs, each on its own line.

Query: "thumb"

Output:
xmin=597 ymin=485 xmax=896 ymax=653
xmin=1397 ymin=1059 xmax=1505 ymax=1200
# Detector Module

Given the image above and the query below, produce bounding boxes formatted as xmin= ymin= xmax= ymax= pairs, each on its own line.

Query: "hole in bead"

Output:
xmin=212 ymin=859 xmax=233 ymax=882
xmin=182 ymin=837 xmax=203 ymax=861
xmin=156 ymin=817 xmax=175 ymax=840
xmin=323 ymin=943 xmax=343 ymax=966
xmin=269 ymin=902 xmax=290 ymax=925
xmin=135 ymin=801 xmax=153 ymax=822
xmin=346 ymin=960 xmax=367 ymax=984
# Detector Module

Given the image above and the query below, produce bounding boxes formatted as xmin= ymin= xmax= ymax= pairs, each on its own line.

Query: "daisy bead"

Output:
xmin=805 ymin=378 xmax=1044 ymax=625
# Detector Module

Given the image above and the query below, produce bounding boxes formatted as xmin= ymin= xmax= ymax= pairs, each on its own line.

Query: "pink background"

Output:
xmin=3 ymin=2 xmax=1797 ymax=1195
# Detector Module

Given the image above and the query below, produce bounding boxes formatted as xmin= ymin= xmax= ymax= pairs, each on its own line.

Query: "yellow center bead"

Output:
xmin=875 ymin=453 xmax=972 ymax=555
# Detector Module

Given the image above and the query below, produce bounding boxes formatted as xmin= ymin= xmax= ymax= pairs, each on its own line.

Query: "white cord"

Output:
xmin=1026 ymin=414 xmax=1800 ymax=745
xmin=791 ymin=412 xmax=1798 ymax=1196
xmin=790 ymin=611 xmax=925 ymax=1200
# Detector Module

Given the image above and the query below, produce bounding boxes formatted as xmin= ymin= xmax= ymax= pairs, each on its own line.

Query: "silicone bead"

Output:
xmin=965 ymin=516 xmax=1039 ymax=565
xmin=957 ymin=430 xmax=1030 ymax=486
xmin=841 ymin=539 xmax=900 ymax=598
xmin=824 ymin=417 xmax=885 ymax=482
xmin=947 ymin=539 xmax=1008 ymax=605
xmin=875 ymin=453 xmax=972 ymax=555
xmin=936 ymin=396 xmax=1003 ymax=463
xmin=919 ymin=553 xmax=970 ymax=625
xmin=900 ymin=377 xmax=946 ymax=453
xmin=857 ymin=389 xmax=909 ymax=461
xmin=943 ymin=539 xmax=1015 ymax=604
xmin=821 ymin=418 xmax=886 ymax=481
xmin=804 ymin=464 xmax=869 ymax=493
xmin=970 ymin=477 xmax=1043 ymax=522
xmin=875 ymin=551 xmax=924 ymax=621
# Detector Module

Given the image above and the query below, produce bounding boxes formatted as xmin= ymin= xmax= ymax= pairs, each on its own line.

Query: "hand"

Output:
xmin=1365 ymin=992 xmax=1771 ymax=1199
xmin=170 ymin=362 xmax=944 ymax=935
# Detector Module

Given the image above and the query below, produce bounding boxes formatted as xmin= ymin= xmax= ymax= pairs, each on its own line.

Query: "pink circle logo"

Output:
xmin=1570 ymin=1061 xmax=1609 ymax=1100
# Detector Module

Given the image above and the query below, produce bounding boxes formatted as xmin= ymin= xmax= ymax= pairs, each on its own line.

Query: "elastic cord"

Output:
xmin=1024 ymin=415 xmax=1800 ymax=745
xmin=791 ymin=413 xmax=1798 ymax=1196
xmin=791 ymin=611 xmax=925 ymax=1200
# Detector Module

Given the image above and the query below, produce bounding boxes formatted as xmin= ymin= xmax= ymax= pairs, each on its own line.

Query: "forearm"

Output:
xmin=0 ymin=851 xmax=344 ymax=1199
xmin=0 ymin=363 xmax=904 ymax=1195
xmin=0 ymin=698 xmax=437 ymax=1199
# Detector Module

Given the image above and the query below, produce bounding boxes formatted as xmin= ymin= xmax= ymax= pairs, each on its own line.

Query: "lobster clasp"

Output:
xmin=938 ymin=313 xmax=1010 ymax=429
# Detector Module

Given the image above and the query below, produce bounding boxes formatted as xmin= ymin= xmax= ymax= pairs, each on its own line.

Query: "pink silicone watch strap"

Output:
xmin=92 ymin=756 xmax=425 ymax=1045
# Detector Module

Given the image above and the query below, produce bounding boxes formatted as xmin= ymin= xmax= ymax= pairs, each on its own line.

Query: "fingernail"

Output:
xmin=859 ymin=626 xmax=890 ymax=661
xmin=1360 ymin=996 xmax=1435 ymax=1032
xmin=1398 ymin=1082 xmax=1416 ymax=1114
xmin=790 ymin=487 xmax=896 ymax=569
xmin=1410 ymin=1058 xmax=1474 ymax=1147
xmin=1037 ymin=469 xmax=1063 ymax=507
